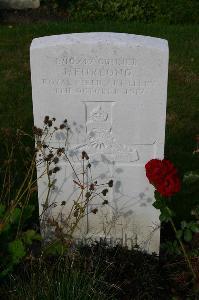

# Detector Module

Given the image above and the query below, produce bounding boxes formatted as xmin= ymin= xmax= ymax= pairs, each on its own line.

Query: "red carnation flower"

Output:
xmin=156 ymin=174 xmax=181 ymax=197
xmin=145 ymin=158 xmax=180 ymax=197
xmin=161 ymin=159 xmax=178 ymax=176
xmin=145 ymin=159 xmax=165 ymax=185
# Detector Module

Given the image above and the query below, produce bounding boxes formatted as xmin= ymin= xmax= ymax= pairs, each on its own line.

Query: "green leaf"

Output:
xmin=22 ymin=205 xmax=35 ymax=222
xmin=153 ymin=200 xmax=162 ymax=209
xmin=9 ymin=208 xmax=21 ymax=224
xmin=159 ymin=213 xmax=167 ymax=222
xmin=176 ymin=230 xmax=183 ymax=239
xmin=161 ymin=240 xmax=181 ymax=255
xmin=184 ymin=229 xmax=192 ymax=242
xmin=159 ymin=207 xmax=173 ymax=222
xmin=181 ymin=221 xmax=187 ymax=229
xmin=44 ymin=240 xmax=66 ymax=256
xmin=154 ymin=190 xmax=164 ymax=202
xmin=0 ymin=265 xmax=14 ymax=279
xmin=190 ymin=223 xmax=199 ymax=233
xmin=23 ymin=229 xmax=41 ymax=245
xmin=173 ymin=240 xmax=179 ymax=247
xmin=164 ymin=207 xmax=172 ymax=216
xmin=153 ymin=198 xmax=166 ymax=210
xmin=183 ymin=171 xmax=199 ymax=184
xmin=8 ymin=240 xmax=26 ymax=263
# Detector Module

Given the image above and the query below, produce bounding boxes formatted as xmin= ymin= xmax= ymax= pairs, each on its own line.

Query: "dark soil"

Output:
xmin=78 ymin=243 xmax=171 ymax=300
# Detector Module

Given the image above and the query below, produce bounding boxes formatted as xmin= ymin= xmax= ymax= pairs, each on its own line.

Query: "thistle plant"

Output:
xmin=0 ymin=115 xmax=114 ymax=276
xmin=34 ymin=116 xmax=113 ymax=254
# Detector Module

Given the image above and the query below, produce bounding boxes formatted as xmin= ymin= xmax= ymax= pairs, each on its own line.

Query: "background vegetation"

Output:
xmin=41 ymin=0 xmax=199 ymax=24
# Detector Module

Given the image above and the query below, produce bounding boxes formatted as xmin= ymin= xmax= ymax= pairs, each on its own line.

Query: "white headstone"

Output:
xmin=0 ymin=0 xmax=40 ymax=9
xmin=30 ymin=32 xmax=168 ymax=253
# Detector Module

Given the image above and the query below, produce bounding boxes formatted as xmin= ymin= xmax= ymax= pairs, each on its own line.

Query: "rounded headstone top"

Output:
xmin=31 ymin=32 xmax=168 ymax=52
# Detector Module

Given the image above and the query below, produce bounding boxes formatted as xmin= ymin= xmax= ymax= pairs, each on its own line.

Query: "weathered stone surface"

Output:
xmin=0 ymin=0 xmax=40 ymax=9
xmin=30 ymin=32 xmax=169 ymax=253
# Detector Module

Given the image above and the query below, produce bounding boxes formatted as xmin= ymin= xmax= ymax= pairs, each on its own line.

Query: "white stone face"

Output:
xmin=0 ymin=0 xmax=40 ymax=9
xmin=30 ymin=32 xmax=168 ymax=253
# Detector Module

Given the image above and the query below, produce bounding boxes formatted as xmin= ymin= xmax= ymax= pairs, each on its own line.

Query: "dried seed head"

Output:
xmin=108 ymin=179 xmax=113 ymax=187
xmin=48 ymin=120 xmax=53 ymax=127
xmin=53 ymin=166 xmax=60 ymax=173
xmin=102 ymin=188 xmax=108 ymax=196
xmin=57 ymin=148 xmax=65 ymax=156
xmin=82 ymin=151 xmax=89 ymax=160
xmin=91 ymin=208 xmax=98 ymax=214
xmin=82 ymin=151 xmax=86 ymax=159
xmin=85 ymin=192 xmax=91 ymax=198
xmin=89 ymin=183 xmax=95 ymax=191
xmin=30 ymin=186 xmax=38 ymax=193
xmin=74 ymin=210 xmax=79 ymax=217
xmin=44 ymin=116 xmax=49 ymax=124
xmin=36 ymin=141 xmax=42 ymax=150
xmin=33 ymin=126 xmax=43 ymax=137
xmin=60 ymin=124 xmax=66 ymax=129
xmin=102 ymin=200 xmax=108 ymax=205
xmin=53 ymin=157 xmax=59 ymax=164
xmin=45 ymin=153 xmax=54 ymax=161
xmin=87 ymin=163 xmax=91 ymax=169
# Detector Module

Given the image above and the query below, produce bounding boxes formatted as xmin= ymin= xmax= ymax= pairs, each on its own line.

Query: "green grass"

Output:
xmin=0 ymin=22 xmax=198 ymax=172
xmin=0 ymin=245 xmax=170 ymax=299
xmin=0 ymin=259 xmax=115 ymax=299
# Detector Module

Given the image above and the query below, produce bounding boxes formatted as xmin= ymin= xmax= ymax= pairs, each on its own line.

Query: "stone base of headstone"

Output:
xmin=0 ymin=0 xmax=40 ymax=9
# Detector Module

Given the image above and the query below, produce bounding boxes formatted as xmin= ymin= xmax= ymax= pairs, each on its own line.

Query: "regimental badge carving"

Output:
xmin=88 ymin=128 xmax=110 ymax=150
xmin=84 ymin=101 xmax=139 ymax=163
xmin=87 ymin=128 xmax=138 ymax=162
xmin=67 ymin=101 xmax=142 ymax=163
xmin=89 ymin=106 xmax=108 ymax=122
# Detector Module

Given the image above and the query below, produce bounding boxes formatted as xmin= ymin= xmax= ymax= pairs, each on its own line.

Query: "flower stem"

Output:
xmin=166 ymin=207 xmax=196 ymax=280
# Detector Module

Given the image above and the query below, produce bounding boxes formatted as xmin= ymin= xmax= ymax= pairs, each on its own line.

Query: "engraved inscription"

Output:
xmin=56 ymin=56 xmax=136 ymax=66
xmin=41 ymin=54 xmax=154 ymax=96
xmin=64 ymin=67 xmax=136 ymax=77
xmin=55 ymin=87 xmax=145 ymax=96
